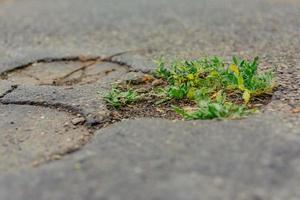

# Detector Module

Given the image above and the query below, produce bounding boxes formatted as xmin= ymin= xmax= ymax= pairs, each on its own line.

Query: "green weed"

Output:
xmin=172 ymin=94 xmax=254 ymax=120
xmin=103 ymin=56 xmax=275 ymax=120
xmin=103 ymin=86 xmax=140 ymax=109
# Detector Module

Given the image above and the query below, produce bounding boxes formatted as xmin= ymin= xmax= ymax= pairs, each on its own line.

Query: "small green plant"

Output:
xmin=172 ymin=101 xmax=250 ymax=120
xmin=172 ymin=90 xmax=252 ymax=120
xmin=103 ymin=86 xmax=140 ymax=109
xmin=103 ymin=56 xmax=275 ymax=120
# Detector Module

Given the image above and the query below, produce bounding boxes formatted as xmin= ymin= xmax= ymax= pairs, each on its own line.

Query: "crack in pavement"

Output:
xmin=0 ymin=96 xmax=113 ymax=129
xmin=0 ymin=95 xmax=120 ymax=169
xmin=0 ymin=49 xmax=155 ymax=88
xmin=0 ymin=84 xmax=18 ymax=98
xmin=53 ymin=59 xmax=101 ymax=85
xmin=0 ymin=48 xmax=154 ymax=79
xmin=0 ymin=103 xmax=94 ymax=170
xmin=7 ymin=48 xmax=284 ymax=172
xmin=0 ymin=99 xmax=85 ymax=119
xmin=0 ymin=87 xmax=99 ymax=167
xmin=0 ymin=50 xmax=154 ymax=170
xmin=0 ymin=56 xmax=101 ymax=79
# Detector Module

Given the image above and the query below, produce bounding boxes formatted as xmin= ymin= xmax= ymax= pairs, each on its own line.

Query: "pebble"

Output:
xmin=151 ymin=79 xmax=165 ymax=86
xmin=71 ymin=117 xmax=86 ymax=125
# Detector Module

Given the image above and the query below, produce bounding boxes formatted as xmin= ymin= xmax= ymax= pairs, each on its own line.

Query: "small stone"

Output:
xmin=51 ymin=154 xmax=62 ymax=160
xmin=111 ymin=111 xmax=121 ymax=118
xmin=31 ymin=160 xmax=40 ymax=167
xmin=122 ymin=72 xmax=145 ymax=82
xmin=64 ymin=86 xmax=73 ymax=90
xmin=71 ymin=117 xmax=86 ymax=125
xmin=156 ymin=108 xmax=164 ymax=113
xmin=151 ymin=79 xmax=165 ymax=86
xmin=142 ymin=74 xmax=155 ymax=83
xmin=98 ymin=110 xmax=109 ymax=116
xmin=292 ymin=108 xmax=300 ymax=113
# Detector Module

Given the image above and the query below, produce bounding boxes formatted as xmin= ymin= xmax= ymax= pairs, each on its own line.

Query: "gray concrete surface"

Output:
xmin=1 ymin=115 xmax=300 ymax=199
xmin=0 ymin=0 xmax=300 ymax=199
xmin=0 ymin=104 xmax=90 ymax=171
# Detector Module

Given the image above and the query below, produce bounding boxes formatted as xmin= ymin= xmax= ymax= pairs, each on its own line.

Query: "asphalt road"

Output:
xmin=0 ymin=0 xmax=299 ymax=199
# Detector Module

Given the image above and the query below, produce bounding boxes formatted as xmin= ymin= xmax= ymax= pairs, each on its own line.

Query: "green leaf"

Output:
xmin=187 ymin=87 xmax=196 ymax=100
xmin=233 ymin=56 xmax=238 ymax=65
xmin=242 ymin=90 xmax=251 ymax=104
xmin=172 ymin=105 xmax=187 ymax=117
xmin=229 ymin=64 xmax=239 ymax=75
xmin=103 ymin=56 xmax=274 ymax=120
xmin=216 ymin=90 xmax=224 ymax=103
xmin=237 ymin=75 xmax=245 ymax=90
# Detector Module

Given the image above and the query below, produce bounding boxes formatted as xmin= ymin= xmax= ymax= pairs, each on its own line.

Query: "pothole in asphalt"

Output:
xmin=103 ymin=57 xmax=275 ymax=122
xmin=0 ymin=104 xmax=91 ymax=172
xmin=0 ymin=60 xmax=129 ymax=86
xmin=105 ymin=76 xmax=273 ymax=122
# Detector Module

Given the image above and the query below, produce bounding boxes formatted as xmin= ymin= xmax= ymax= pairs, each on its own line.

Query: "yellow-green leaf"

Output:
xmin=243 ymin=90 xmax=251 ymax=104
xmin=187 ymin=87 xmax=196 ymax=99
xmin=237 ymin=75 xmax=245 ymax=90
xmin=229 ymin=64 xmax=239 ymax=75
xmin=216 ymin=90 xmax=224 ymax=103
xmin=187 ymin=74 xmax=194 ymax=80
xmin=209 ymin=70 xmax=219 ymax=77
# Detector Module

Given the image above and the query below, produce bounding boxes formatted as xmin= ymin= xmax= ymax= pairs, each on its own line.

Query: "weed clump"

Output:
xmin=104 ymin=56 xmax=275 ymax=120
xmin=103 ymin=86 xmax=140 ymax=109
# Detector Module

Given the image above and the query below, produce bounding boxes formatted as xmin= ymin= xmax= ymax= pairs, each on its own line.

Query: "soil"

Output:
xmin=108 ymin=99 xmax=194 ymax=122
xmin=106 ymin=75 xmax=274 ymax=122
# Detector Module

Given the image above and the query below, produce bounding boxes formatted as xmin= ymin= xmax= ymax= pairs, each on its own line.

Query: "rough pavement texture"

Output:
xmin=0 ymin=0 xmax=299 ymax=105
xmin=1 ymin=115 xmax=300 ymax=200
xmin=0 ymin=0 xmax=300 ymax=199
xmin=2 ymin=61 xmax=128 ymax=86
xmin=0 ymin=61 xmax=132 ymax=125
xmin=0 ymin=104 xmax=90 ymax=172
xmin=0 ymin=80 xmax=15 ymax=97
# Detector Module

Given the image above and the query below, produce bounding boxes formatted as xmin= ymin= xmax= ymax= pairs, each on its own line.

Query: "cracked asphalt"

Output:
xmin=0 ymin=0 xmax=299 ymax=199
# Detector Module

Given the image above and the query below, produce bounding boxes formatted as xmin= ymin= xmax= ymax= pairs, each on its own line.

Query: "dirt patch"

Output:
xmin=0 ymin=60 xmax=129 ymax=86
xmin=105 ymin=76 xmax=273 ymax=122
xmin=108 ymin=99 xmax=194 ymax=122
